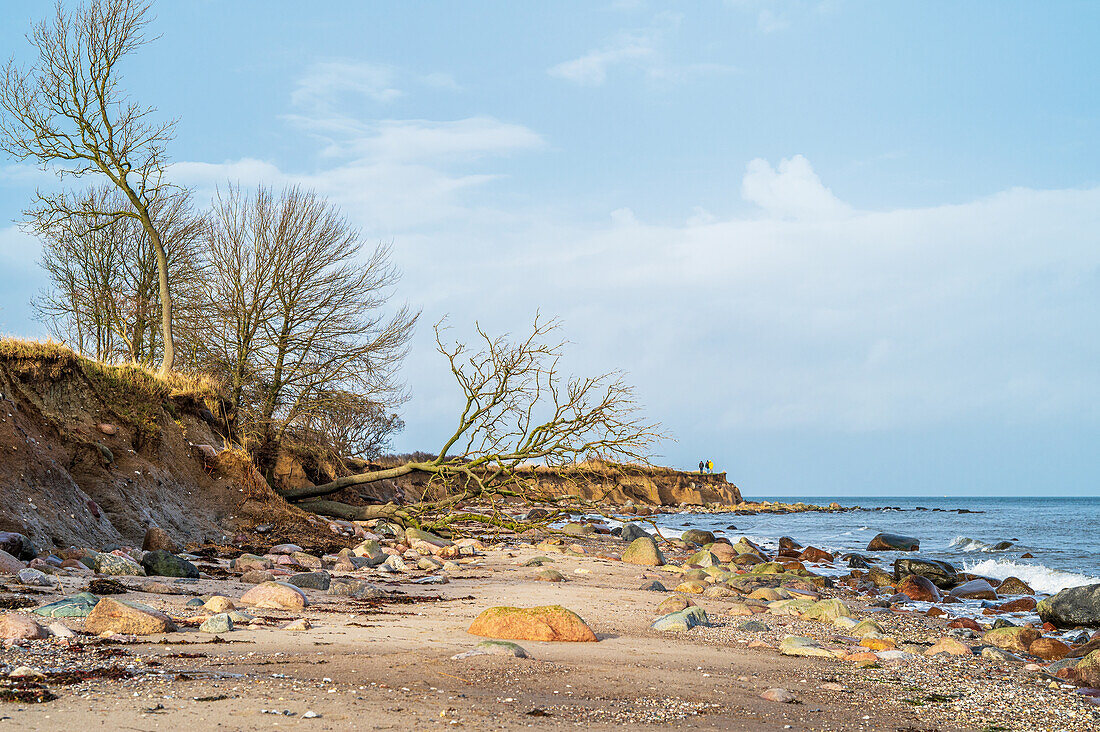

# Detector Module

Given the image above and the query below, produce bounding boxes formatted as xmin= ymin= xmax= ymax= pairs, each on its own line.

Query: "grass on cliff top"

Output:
xmin=0 ymin=337 xmax=222 ymax=442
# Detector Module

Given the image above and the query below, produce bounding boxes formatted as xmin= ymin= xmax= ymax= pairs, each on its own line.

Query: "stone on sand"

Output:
xmin=467 ymin=605 xmax=597 ymax=642
xmin=621 ymin=537 xmax=665 ymax=566
xmin=240 ymin=581 xmax=309 ymax=610
xmin=982 ymin=626 xmax=1041 ymax=654
xmin=0 ymin=613 xmax=47 ymax=640
xmin=84 ymin=597 xmax=177 ymax=635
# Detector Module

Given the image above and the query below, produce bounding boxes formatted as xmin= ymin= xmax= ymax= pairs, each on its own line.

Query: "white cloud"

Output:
xmin=741 ymin=154 xmax=852 ymax=220
xmin=291 ymin=61 xmax=404 ymax=110
xmin=548 ymin=34 xmax=656 ymax=86
xmin=548 ymin=15 xmax=735 ymax=86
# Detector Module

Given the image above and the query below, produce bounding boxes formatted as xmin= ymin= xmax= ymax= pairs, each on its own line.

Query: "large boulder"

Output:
xmin=619 ymin=524 xmax=651 ymax=543
xmin=0 ymin=532 xmax=35 ymax=560
xmin=1036 ymin=583 xmax=1100 ymax=629
xmin=467 ymin=605 xmax=597 ymax=642
xmin=33 ymin=593 xmax=100 ymax=619
xmin=95 ymin=553 xmax=145 ymax=576
xmin=896 ymin=575 xmax=940 ymax=602
xmin=0 ymin=549 xmax=26 ymax=574
xmin=140 ymin=550 xmax=199 ymax=579
xmin=84 ymin=598 xmax=177 ymax=635
xmin=893 ymin=557 xmax=957 ymax=588
xmin=621 ymin=537 xmax=665 ymax=566
xmin=982 ymin=626 xmax=1041 ymax=654
xmin=867 ymin=533 xmax=919 ymax=551
xmin=651 ymin=606 xmax=709 ymax=632
xmin=0 ymin=613 xmax=47 ymax=640
xmin=997 ymin=577 xmax=1035 ymax=596
xmin=240 ymin=581 xmax=309 ymax=610
xmin=681 ymin=529 xmax=715 ymax=547
xmin=947 ymin=579 xmax=998 ymax=601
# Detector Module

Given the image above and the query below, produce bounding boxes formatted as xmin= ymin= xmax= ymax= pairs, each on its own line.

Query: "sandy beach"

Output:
xmin=2 ymin=528 xmax=1098 ymax=732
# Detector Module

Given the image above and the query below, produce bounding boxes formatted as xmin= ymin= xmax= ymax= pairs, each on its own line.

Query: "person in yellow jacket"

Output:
xmin=706 ymin=459 xmax=714 ymax=473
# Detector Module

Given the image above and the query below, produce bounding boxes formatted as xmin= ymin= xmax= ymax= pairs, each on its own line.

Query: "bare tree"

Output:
xmin=279 ymin=317 xmax=663 ymax=531
xmin=198 ymin=184 xmax=418 ymax=467
xmin=0 ymin=0 xmax=180 ymax=373
xmin=29 ymin=185 xmax=204 ymax=366
xmin=295 ymin=390 xmax=406 ymax=461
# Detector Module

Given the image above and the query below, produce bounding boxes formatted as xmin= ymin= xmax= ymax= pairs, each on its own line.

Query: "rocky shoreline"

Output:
xmin=0 ymin=518 xmax=1097 ymax=730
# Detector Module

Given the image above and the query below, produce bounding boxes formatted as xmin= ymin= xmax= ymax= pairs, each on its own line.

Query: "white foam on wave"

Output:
xmin=949 ymin=536 xmax=999 ymax=552
xmin=964 ymin=558 xmax=1100 ymax=595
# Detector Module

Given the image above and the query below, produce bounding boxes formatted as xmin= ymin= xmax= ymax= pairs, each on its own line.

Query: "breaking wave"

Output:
xmin=964 ymin=558 xmax=1100 ymax=595
xmin=949 ymin=536 xmax=1013 ymax=553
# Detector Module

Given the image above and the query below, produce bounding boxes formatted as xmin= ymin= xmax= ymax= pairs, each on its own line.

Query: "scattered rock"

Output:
xmin=282 ymin=618 xmax=312 ymax=631
xmin=948 ymin=579 xmax=998 ymax=600
xmin=621 ymin=537 xmax=665 ymax=566
xmin=200 ymin=613 xmax=233 ymax=634
xmin=240 ymin=582 xmax=309 ymax=610
xmin=982 ymin=626 xmax=1041 ymax=654
xmin=327 ymin=579 xmax=384 ymax=599
xmin=896 ymin=575 xmax=940 ymax=602
xmin=1037 ymin=583 xmax=1100 ymax=629
xmin=94 ymin=553 xmax=145 ymax=577
xmin=651 ymin=607 xmax=709 ymax=632
xmin=84 ymin=598 xmax=177 ymax=635
xmin=1029 ymin=637 xmax=1070 ymax=661
xmin=287 ymin=571 xmax=332 ymax=591
xmin=204 ymin=596 xmax=235 ymax=613
xmin=620 ymin=524 xmax=651 ymax=543
xmin=17 ymin=568 xmax=55 ymax=587
xmin=779 ymin=636 xmax=834 ymax=658
xmin=866 ymin=533 xmax=919 ymax=551
xmin=925 ymin=637 xmax=973 ymax=656
xmin=760 ymin=688 xmax=797 ymax=703
xmin=997 ymin=576 xmax=1035 ymax=596
xmin=33 ymin=593 xmax=100 ymax=618
xmin=0 ymin=549 xmax=27 ymax=574
xmin=467 ymin=605 xmax=597 ymax=642
xmin=140 ymin=550 xmax=199 ymax=579
xmin=0 ymin=613 xmax=47 ymax=640
xmin=893 ymin=557 xmax=958 ymax=588
xmin=451 ymin=640 xmax=529 ymax=660
xmin=639 ymin=580 xmax=667 ymax=592
xmin=681 ymin=529 xmax=715 ymax=546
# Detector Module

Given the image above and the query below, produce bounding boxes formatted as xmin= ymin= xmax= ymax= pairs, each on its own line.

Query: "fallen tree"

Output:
xmin=277 ymin=316 xmax=663 ymax=532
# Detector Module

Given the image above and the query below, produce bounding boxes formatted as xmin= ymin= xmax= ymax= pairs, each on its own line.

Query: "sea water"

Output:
xmin=645 ymin=496 xmax=1100 ymax=595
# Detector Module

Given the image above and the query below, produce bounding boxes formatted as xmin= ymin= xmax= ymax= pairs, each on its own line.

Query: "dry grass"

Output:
xmin=0 ymin=337 xmax=224 ymax=443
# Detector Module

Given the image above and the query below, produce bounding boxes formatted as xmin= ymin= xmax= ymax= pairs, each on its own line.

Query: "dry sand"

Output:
xmin=2 ymin=535 xmax=1098 ymax=731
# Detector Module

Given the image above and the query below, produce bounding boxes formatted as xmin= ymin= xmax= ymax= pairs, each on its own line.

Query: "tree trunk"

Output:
xmin=277 ymin=462 xmax=426 ymax=501
xmin=296 ymin=499 xmax=408 ymax=522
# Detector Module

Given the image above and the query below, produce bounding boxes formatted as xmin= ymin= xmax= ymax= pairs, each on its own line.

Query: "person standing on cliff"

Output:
xmin=699 ymin=460 xmax=705 ymax=474
xmin=706 ymin=459 xmax=714 ymax=474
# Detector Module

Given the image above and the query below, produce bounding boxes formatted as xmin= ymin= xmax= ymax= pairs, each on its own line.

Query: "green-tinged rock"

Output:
xmin=779 ymin=635 xmax=835 ymax=658
xmin=768 ymin=598 xmax=816 ymax=616
xmin=681 ymin=529 xmax=715 ymax=546
xmin=801 ymin=599 xmax=852 ymax=623
xmin=95 ymin=553 xmax=145 ymax=577
xmin=405 ymin=528 xmax=453 ymax=547
xmin=327 ymin=578 xmax=384 ymax=599
xmin=561 ymin=523 xmax=595 ymax=536
xmin=1076 ymin=650 xmax=1100 ymax=687
xmin=982 ymin=626 xmax=1041 ymax=654
xmin=621 ymin=537 xmax=665 ymax=566
xmin=686 ymin=550 xmax=722 ymax=568
xmin=199 ymin=613 xmax=233 ymax=634
xmin=682 ymin=569 xmax=710 ymax=582
xmin=850 ymin=619 xmax=886 ymax=637
xmin=832 ymin=616 xmax=859 ymax=630
xmin=892 ymin=556 xmax=958 ymax=588
xmin=738 ymin=620 xmax=769 ymax=632
xmin=288 ymin=571 xmax=332 ymax=591
xmin=227 ymin=610 xmax=254 ymax=623
xmin=734 ymin=537 xmax=765 ymax=555
xmin=140 ymin=550 xmax=199 ymax=579
xmin=651 ymin=606 xmax=709 ymax=631
xmin=702 ymin=584 xmax=737 ymax=599
xmin=1036 ymin=583 xmax=1100 ymax=629
xmin=476 ymin=640 xmax=527 ymax=657
xmin=535 ymin=569 xmax=565 ymax=582
xmin=640 ymin=580 xmax=667 ymax=592
xmin=620 ymin=524 xmax=650 ymax=543
xmin=33 ymin=593 xmax=99 ymax=618
xmin=522 ymin=557 xmax=555 ymax=567
xmin=656 ymin=595 xmax=695 ymax=615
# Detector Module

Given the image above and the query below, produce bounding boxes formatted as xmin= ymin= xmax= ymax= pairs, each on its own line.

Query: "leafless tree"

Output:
xmin=280 ymin=317 xmax=664 ymax=531
xmin=296 ymin=391 xmax=406 ymax=461
xmin=197 ymin=184 xmax=418 ymax=468
xmin=29 ymin=185 xmax=204 ymax=366
xmin=0 ymin=0 xmax=180 ymax=373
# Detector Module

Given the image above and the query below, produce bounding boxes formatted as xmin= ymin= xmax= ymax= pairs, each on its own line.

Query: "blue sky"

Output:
xmin=1 ymin=1 xmax=1098 ymax=496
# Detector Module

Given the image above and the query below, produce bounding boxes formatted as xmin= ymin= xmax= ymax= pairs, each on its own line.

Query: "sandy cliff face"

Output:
xmin=0 ymin=346 xmax=295 ymax=550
